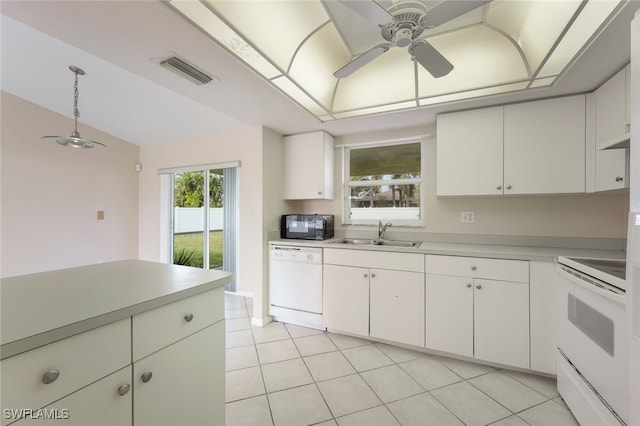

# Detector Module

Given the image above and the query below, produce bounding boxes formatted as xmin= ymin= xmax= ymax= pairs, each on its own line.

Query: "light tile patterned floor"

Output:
xmin=224 ymin=293 xmax=579 ymax=426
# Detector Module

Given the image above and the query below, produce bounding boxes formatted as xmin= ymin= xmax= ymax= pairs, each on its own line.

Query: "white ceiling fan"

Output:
xmin=334 ymin=0 xmax=491 ymax=79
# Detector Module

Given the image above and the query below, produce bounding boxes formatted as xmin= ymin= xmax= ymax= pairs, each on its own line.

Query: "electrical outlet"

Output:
xmin=460 ymin=211 xmax=475 ymax=224
xmin=97 ymin=211 xmax=105 ymax=220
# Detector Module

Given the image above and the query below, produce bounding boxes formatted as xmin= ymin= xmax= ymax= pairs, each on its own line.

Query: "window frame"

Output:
xmin=342 ymin=139 xmax=426 ymax=227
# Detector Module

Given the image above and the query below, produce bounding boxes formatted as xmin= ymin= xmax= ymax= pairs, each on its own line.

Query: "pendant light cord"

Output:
xmin=73 ymin=70 xmax=80 ymax=131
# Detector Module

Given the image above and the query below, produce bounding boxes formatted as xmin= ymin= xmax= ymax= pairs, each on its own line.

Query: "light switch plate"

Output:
xmin=460 ymin=211 xmax=475 ymax=224
xmin=97 ymin=211 xmax=105 ymax=220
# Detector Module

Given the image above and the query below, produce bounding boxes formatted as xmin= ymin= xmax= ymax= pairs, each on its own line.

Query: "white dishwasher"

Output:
xmin=269 ymin=245 xmax=324 ymax=330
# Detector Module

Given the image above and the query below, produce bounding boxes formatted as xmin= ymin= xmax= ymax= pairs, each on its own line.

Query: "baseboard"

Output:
xmin=251 ymin=315 xmax=273 ymax=327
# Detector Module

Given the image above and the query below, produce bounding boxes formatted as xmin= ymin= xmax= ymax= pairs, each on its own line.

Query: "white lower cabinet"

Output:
xmin=425 ymin=255 xmax=530 ymax=369
xmin=323 ymin=249 xmax=425 ymax=346
xmin=1 ymin=288 xmax=225 ymax=426
xmin=473 ymin=279 xmax=529 ymax=369
xmin=425 ymin=275 xmax=473 ymax=358
xmin=322 ymin=264 xmax=370 ymax=337
xmin=133 ymin=321 xmax=224 ymax=426
xmin=15 ymin=367 xmax=132 ymax=426
xmin=370 ymin=269 xmax=425 ymax=347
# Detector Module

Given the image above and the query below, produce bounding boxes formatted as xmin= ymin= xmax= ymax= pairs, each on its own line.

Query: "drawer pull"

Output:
xmin=471 ymin=266 xmax=477 ymax=271
xmin=117 ymin=384 xmax=131 ymax=396
xmin=141 ymin=372 xmax=153 ymax=383
xmin=184 ymin=313 xmax=194 ymax=323
xmin=466 ymin=283 xmax=472 ymax=288
xmin=41 ymin=369 xmax=60 ymax=385
xmin=616 ymin=176 xmax=623 ymax=182
xmin=371 ymin=273 xmax=376 ymax=278
xmin=476 ymin=284 xmax=482 ymax=290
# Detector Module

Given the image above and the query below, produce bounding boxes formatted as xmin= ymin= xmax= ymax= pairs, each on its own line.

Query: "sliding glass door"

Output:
xmin=171 ymin=167 xmax=237 ymax=291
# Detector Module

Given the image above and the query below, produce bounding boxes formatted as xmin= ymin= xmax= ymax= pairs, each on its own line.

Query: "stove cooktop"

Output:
xmin=558 ymin=256 xmax=627 ymax=291
xmin=567 ymin=258 xmax=626 ymax=280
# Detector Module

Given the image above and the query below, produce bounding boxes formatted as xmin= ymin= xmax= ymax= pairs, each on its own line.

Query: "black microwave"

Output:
xmin=281 ymin=214 xmax=334 ymax=240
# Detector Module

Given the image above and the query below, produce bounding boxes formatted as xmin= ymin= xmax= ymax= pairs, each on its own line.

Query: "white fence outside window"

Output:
xmin=174 ymin=207 xmax=223 ymax=233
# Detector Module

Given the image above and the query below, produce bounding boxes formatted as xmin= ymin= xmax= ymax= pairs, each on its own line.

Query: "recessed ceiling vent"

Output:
xmin=159 ymin=56 xmax=217 ymax=86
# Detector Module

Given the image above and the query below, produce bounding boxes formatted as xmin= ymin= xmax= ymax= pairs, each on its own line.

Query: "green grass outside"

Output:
xmin=173 ymin=231 xmax=223 ymax=269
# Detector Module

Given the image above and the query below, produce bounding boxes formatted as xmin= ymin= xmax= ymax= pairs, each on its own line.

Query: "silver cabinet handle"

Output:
xmin=471 ymin=266 xmax=477 ymax=271
xmin=616 ymin=176 xmax=623 ymax=182
xmin=506 ymin=185 xmax=512 ymax=190
xmin=466 ymin=283 xmax=472 ymax=288
xmin=41 ymin=369 xmax=60 ymax=385
xmin=476 ymin=284 xmax=482 ymax=290
xmin=117 ymin=384 xmax=131 ymax=396
xmin=317 ymin=191 xmax=322 ymax=196
xmin=184 ymin=313 xmax=194 ymax=323
xmin=496 ymin=185 xmax=502 ymax=190
xmin=141 ymin=372 xmax=153 ymax=383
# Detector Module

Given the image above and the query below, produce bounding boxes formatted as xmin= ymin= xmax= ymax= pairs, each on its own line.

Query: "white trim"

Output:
xmin=157 ymin=161 xmax=241 ymax=175
xmin=334 ymin=134 xmax=431 ymax=149
xmin=251 ymin=316 xmax=274 ymax=327
xmin=348 ymin=178 xmax=422 ymax=187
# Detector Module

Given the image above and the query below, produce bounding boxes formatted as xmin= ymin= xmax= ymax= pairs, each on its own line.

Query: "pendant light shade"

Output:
xmin=42 ymin=65 xmax=106 ymax=149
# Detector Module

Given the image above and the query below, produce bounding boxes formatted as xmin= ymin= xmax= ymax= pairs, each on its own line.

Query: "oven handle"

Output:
xmin=558 ymin=266 xmax=625 ymax=305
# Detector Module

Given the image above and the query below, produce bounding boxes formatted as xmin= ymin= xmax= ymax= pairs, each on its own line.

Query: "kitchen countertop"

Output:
xmin=0 ymin=260 xmax=233 ymax=359
xmin=269 ymin=237 xmax=626 ymax=262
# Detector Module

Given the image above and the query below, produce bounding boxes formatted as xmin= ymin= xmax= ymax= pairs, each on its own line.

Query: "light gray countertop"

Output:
xmin=269 ymin=236 xmax=626 ymax=262
xmin=1 ymin=260 xmax=233 ymax=359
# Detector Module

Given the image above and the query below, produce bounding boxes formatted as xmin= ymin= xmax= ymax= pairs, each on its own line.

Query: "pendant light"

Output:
xmin=42 ymin=65 xmax=106 ymax=149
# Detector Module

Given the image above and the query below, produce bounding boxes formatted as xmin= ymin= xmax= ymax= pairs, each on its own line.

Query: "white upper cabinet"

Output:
xmin=284 ymin=131 xmax=334 ymax=200
xmin=437 ymin=106 xmax=504 ymax=196
xmin=437 ymin=95 xmax=586 ymax=196
xmin=592 ymin=65 xmax=629 ymax=191
xmin=503 ymin=95 xmax=586 ymax=195
xmin=595 ymin=65 xmax=630 ymax=149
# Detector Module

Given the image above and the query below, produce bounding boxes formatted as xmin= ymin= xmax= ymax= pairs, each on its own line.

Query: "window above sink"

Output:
xmin=343 ymin=139 xmax=425 ymax=227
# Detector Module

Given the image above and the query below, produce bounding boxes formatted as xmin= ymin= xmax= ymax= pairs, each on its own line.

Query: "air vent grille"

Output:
xmin=159 ymin=56 xmax=216 ymax=86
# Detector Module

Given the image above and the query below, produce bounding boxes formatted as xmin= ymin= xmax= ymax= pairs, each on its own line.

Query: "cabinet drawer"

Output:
xmin=132 ymin=287 xmax=224 ymax=361
xmin=426 ymin=255 xmax=529 ymax=282
xmin=324 ymin=248 xmax=424 ymax=272
xmin=1 ymin=318 xmax=130 ymax=424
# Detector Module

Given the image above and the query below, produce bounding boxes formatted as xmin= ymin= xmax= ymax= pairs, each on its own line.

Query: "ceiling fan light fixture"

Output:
xmin=41 ymin=65 xmax=106 ymax=149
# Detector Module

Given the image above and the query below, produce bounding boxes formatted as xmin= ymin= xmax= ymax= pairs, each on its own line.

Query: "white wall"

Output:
xmin=1 ymin=92 xmax=139 ymax=277
xmin=299 ymin=124 xmax=629 ymax=238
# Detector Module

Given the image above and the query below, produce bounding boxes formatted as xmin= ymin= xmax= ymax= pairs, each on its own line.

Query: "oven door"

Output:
xmin=558 ymin=265 xmax=628 ymax=423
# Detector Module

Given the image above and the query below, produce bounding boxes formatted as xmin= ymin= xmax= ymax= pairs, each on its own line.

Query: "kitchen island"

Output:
xmin=1 ymin=260 xmax=232 ymax=426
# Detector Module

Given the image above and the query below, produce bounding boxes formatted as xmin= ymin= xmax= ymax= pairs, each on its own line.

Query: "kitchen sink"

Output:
xmin=329 ymin=238 xmax=421 ymax=248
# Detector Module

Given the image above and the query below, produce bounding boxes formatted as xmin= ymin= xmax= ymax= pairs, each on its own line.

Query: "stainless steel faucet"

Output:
xmin=378 ymin=221 xmax=392 ymax=240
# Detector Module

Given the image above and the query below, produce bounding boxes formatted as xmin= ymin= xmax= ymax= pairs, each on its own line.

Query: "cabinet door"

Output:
xmin=284 ymin=132 xmax=333 ymax=200
xmin=474 ymin=279 xmax=529 ymax=369
xmin=14 ymin=367 xmax=132 ymax=426
xmin=595 ymin=67 xmax=627 ymax=146
xmin=436 ymin=107 xmax=504 ymax=196
xmin=370 ymin=269 xmax=425 ymax=347
xmin=425 ymin=274 xmax=473 ymax=357
xmin=594 ymin=67 xmax=628 ymax=191
xmin=133 ymin=321 xmax=224 ymax=426
xmin=323 ymin=264 xmax=369 ymax=336
xmin=504 ymin=95 xmax=585 ymax=194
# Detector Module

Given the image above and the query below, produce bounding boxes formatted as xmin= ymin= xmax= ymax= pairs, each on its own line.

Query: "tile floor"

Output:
xmin=224 ymin=293 xmax=579 ymax=426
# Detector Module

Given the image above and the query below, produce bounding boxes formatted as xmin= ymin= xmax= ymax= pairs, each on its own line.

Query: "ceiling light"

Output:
xmin=41 ymin=66 xmax=106 ymax=149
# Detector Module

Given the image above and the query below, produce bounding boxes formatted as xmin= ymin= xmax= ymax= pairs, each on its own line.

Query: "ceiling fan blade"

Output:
xmin=420 ymin=0 xmax=491 ymax=28
xmin=334 ymin=44 xmax=390 ymax=78
xmin=410 ymin=40 xmax=453 ymax=78
xmin=340 ymin=0 xmax=394 ymax=26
